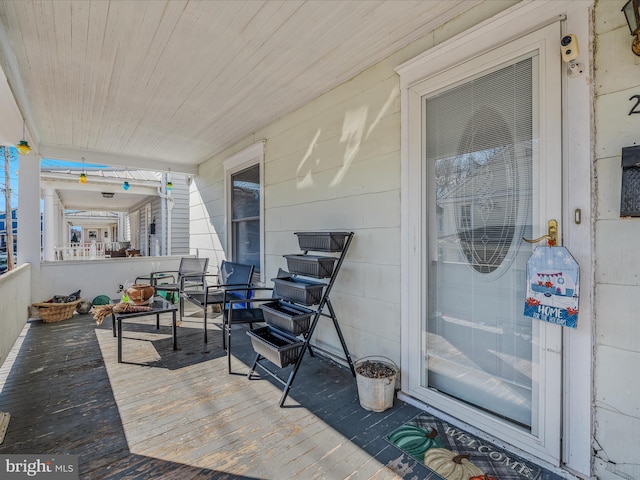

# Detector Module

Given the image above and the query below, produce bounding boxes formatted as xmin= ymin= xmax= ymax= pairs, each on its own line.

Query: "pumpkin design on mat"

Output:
xmin=388 ymin=425 xmax=445 ymax=458
xmin=423 ymin=448 xmax=485 ymax=480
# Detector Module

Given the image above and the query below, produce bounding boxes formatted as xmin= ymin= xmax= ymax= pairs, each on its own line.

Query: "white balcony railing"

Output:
xmin=55 ymin=242 xmax=107 ymax=260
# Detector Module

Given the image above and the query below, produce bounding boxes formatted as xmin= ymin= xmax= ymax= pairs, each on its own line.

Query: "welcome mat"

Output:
xmin=386 ymin=413 xmax=562 ymax=480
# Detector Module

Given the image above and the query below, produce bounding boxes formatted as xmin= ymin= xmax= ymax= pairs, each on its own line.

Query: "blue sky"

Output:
xmin=0 ymin=146 xmax=105 ymax=211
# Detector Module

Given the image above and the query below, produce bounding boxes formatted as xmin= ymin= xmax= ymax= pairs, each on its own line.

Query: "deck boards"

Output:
xmin=0 ymin=308 xmax=435 ymax=479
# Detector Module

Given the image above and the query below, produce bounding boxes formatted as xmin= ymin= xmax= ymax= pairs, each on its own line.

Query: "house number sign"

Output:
xmin=524 ymin=246 xmax=580 ymax=328
xmin=630 ymin=94 xmax=640 ymax=115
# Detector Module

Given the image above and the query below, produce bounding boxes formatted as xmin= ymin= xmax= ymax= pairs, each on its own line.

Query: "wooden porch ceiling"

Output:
xmin=0 ymin=0 xmax=478 ymax=172
xmin=0 ymin=308 xmax=430 ymax=478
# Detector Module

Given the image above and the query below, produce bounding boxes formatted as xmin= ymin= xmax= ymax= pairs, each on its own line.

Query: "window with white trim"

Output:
xmin=224 ymin=141 xmax=265 ymax=282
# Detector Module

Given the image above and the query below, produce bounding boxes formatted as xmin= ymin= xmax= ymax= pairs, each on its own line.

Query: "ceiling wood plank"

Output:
xmin=0 ymin=0 xmax=478 ymax=165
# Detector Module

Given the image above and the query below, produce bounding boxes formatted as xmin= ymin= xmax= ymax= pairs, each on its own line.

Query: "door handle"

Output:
xmin=523 ymin=219 xmax=558 ymax=246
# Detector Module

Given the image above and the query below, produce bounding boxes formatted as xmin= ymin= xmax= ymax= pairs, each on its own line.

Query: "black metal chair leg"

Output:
xmin=222 ymin=315 xmax=227 ymax=350
xmin=203 ymin=305 xmax=208 ymax=344
xmin=227 ymin=327 xmax=232 ymax=373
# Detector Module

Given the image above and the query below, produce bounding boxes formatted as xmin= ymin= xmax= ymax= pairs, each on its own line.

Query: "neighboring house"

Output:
xmin=39 ymin=168 xmax=190 ymax=259
xmin=0 ymin=207 xmax=18 ymax=256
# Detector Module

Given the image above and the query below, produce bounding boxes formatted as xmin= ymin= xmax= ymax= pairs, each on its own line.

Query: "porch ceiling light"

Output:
xmin=622 ymin=0 xmax=640 ymax=56
xmin=16 ymin=120 xmax=31 ymax=155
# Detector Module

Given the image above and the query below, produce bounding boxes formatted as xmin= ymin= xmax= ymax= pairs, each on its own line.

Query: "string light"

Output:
xmin=122 ymin=167 xmax=130 ymax=190
xmin=166 ymin=168 xmax=173 ymax=191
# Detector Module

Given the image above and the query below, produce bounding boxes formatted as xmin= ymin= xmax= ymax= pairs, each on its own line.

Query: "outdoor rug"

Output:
xmin=386 ymin=413 xmax=562 ymax=480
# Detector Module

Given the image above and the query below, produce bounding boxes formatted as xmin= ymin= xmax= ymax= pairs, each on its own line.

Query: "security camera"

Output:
xmin=561 ymin=34 xmax=585 ymax=77
xmin=561 ymin=34 xmax=579 ymax=63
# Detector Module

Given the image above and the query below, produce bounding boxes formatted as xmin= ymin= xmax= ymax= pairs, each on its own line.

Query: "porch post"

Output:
xmin=17 ymin=156 xmax=41 ymax=280
xmin=42 ymin=187 xmax=57 ymax=261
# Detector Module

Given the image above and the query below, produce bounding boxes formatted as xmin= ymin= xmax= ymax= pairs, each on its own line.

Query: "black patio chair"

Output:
xmin=221 ymin=285 xmax=279 ymax=374
xmin=181 ymin=261 xmax=255 ymax=344
xmin=148 ymin=256 xmax=210 ymax=305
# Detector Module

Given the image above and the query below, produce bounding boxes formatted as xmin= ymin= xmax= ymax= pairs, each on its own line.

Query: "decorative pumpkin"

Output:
xmin=423 ymin=448 xmax=485 ymax=480
xmin=388 ymin=425 xmax=445 ymax=458
xmin=470 ymin=475 xmax=498 ymax=480
xmin=92 ymin=295 xmax=111 ymax=306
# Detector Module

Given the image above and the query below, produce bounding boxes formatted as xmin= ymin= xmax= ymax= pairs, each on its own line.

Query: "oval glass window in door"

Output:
xmin=453 ymin=106 xmax=519 ymax=274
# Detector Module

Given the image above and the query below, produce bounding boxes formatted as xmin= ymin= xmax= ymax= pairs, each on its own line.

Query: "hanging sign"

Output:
xmin=524 ymin=246 xmax=579 ymax=328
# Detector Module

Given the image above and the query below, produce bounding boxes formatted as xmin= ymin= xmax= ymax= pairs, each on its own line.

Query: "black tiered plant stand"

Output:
xmin=246 ymin=231 xmax=355 ymax=407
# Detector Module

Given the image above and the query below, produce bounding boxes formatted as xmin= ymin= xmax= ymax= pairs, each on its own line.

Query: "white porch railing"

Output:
xmin=55 ymin=242 xmax=106 ymax=260
xmin=54 ymin=242 xmax=136 ymax=260
xmin=0 ymin=264 xmax=32 ymax=367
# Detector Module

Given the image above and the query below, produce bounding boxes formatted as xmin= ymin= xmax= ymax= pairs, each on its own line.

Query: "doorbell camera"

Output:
xmin=561 ymin=34 xmax=579 ymax=63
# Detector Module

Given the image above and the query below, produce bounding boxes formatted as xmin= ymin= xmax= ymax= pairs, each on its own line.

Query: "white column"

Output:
xmin=42 ymin=187 xmax=56 ymax=261
xmin=17 ymin=156 xmax=42 ymax=300
xmin=17 ymin=156 xmax=41 ymax=265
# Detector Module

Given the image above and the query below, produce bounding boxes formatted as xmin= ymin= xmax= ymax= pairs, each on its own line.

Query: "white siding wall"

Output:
xmin=593 ymin=2 xmax=640 ymax=479
xmin=191 ymin=2 xmax=516 ymax=365
xmin=169 ymin=174 xmax=190 ymax=256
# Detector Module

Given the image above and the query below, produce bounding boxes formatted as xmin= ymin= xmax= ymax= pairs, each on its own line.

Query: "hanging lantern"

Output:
xmin=122 ymin=180 xmax=130 ymax=190
xmin=16 ymin=140 xmax=31 ymax=155
xmin=16 ymin=119 xmax=31 ymax=155
xmin=79 ymin=157 xmax=88 ymax=183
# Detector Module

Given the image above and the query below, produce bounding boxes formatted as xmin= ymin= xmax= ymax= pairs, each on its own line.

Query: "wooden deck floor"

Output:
xmin=0 ymin=307 xmax=436 ymax=479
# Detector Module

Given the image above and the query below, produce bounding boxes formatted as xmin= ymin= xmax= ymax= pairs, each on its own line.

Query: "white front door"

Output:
xmin=403 ymin=22 xmax=563 ymax=464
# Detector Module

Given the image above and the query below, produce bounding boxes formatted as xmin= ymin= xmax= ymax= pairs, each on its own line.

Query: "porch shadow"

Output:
xmin=0 ymin=317 xmax=262 ymax=479
xmin=0 ymin=312 xmax=435 ymax=479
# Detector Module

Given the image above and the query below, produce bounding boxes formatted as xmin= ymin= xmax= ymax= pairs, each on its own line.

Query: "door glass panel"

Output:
xmin=424 ymin=56 xmax=536 ymax=428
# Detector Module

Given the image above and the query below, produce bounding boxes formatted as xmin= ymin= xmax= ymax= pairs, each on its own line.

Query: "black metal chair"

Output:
xmin=149 ymin=257 xmax=210 ymax=305
xmin=181 ymin=261 xmax=255 ymax=344
xmin=221 ymin=285 xmax=278 ymax=374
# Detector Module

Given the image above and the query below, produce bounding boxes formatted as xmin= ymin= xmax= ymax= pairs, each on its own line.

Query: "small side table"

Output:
xmin=112 ymin=298 xmax=178 ymax=363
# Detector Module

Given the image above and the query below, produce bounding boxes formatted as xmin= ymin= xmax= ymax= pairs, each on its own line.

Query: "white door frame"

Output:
xmin=396 ymin=1 xmax=593 ymax=476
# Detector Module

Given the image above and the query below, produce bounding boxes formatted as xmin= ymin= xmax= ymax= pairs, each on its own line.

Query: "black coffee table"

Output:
xmin=111 ymin=297 xmax=178 ymax=363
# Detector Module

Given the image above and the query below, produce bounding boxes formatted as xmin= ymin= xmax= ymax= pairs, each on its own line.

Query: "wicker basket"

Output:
xmin=33 ymin=299 xmax=82 ymax=323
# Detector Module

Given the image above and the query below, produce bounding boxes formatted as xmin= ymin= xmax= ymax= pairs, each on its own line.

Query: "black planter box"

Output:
xmin=294 ymin=232 xmax=350 ymax=252
xmin=247 ymin=326 xmax=304 ymax=368
xmin=284 ymin=254 xmax=338 ymax=279
xmin=260 ymin=301 xmax=314 ymax=335
xmin=273 ymin=276 xmax=325 ymax=305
